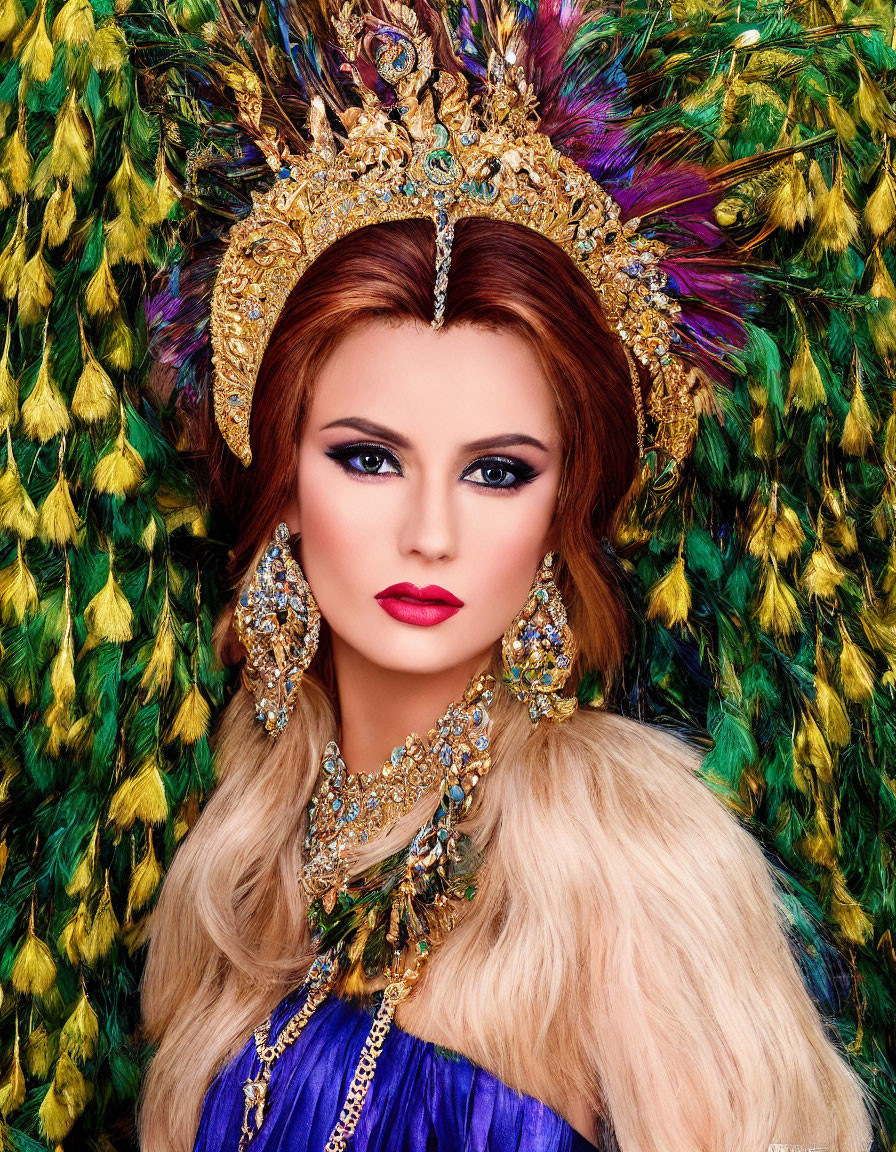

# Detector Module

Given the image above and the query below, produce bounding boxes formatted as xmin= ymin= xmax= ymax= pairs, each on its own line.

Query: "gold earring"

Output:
xmin=501 ymin=552 xmax=578 ymax=724
xmin=234 ymin=522 xmax=321 ymax=736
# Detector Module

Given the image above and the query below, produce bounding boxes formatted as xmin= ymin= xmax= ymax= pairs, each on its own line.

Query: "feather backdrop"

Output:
xmin=0 ymin=0 xmax=893 ymax=1147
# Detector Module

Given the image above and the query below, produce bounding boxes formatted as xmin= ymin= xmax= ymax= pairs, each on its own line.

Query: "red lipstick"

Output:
xmin=374 ymin=582 xmax=464 ymax=627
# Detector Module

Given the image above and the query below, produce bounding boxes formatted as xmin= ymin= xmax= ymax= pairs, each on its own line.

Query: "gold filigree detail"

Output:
xmin=210 ymin=0 xmax=694 ymax=467
xmin=300 ymin=674 xmax=494 ymax=913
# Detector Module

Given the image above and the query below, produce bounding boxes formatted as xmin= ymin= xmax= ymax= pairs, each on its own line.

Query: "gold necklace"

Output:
xmin=240 ymin=673 xmax=496 ymax=1152
xmin=301 ymin=683 xmax=490 ymax=912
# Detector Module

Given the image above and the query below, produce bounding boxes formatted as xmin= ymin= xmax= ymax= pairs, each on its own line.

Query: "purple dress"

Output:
xmin=194 ymin=987 xmax=615 ymax=1151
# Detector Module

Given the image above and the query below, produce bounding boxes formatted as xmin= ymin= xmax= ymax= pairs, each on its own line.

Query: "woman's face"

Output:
xmin=284 ymin=318 xmax=563 ymax=678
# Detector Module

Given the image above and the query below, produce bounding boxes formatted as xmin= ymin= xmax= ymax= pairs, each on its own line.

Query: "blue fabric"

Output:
xmin=194 ymin=989 xmax=612 ymax=1152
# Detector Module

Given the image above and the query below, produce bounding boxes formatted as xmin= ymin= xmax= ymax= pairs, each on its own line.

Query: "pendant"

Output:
xmin=239 ymin=1078 xmax=267 ymax=1151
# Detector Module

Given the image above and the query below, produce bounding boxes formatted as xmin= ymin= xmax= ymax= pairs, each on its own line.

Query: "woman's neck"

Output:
xmin=330 ymin=638 xmax=492 ymax=776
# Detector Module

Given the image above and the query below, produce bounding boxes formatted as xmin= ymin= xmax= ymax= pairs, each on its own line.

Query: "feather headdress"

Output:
xmin=141 ymin=0 xmax=756 ymax=478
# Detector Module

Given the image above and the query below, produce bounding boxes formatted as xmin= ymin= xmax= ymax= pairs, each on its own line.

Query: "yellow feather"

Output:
xmin=57 ymin=901 xmax=89 ymax=965
xmin=853 ymin=58 xmax=895 ymax=136
xmin=646 ymin=553 xmax=691 ymax=627
xmin=772 ymin=501 xmax=805 ymax=562
xmin=3 ymin=118 xmax=31 ymax=195
xmin=24 ymin=1023 xmax=51 ymax=1079
xmin=17 ymin=246 xmax=54 ymax=326
xmin=866 ymin=162 xmax=896 ymax=239
xmin=71 ymin=333 xmax=116 ymax=423
xmin=108 ymin=143 xmax=153 ymax=218
xmin=787 ymin=331 xmax=826 ymax=410
xmin=141 ymin=514 xmax=158 ymax=550
xmin=0 ymin=542 xmax=38 ymax=622
xmin=802 ymin=544 xmax=848 ymax=601
xmin=0 ymin=0 xmax=25 ymax=41
xmin=90 ymin=19 xmax=126 ymax=71
xmin=60 ymin=990 xmax=98 ymax=1061
xmin=148 ymin=155 xmax=179 ymax=223
xmin=756 ymin=560 xmax=802 ymax=636
xmin=65 ymin=825 xmax=97 ymax=897
xmin=838 ymin=624 xmax=876 ymax=702
xmin=868 ymin=250 xmax=896 ymax=358
xmin=810 ymin=163 xmax=859 ymax=255
xmin=792 ymin=710 xmax=833 ymax=785
xmin=141 ymin=598 xmax=177 ymax=693
xmin=0 ymin=1024 xmax=25 ymax=1117
xmin=826 ymin=94 xmax=857 ymax=143
xmin=746 ymin=498 xmax=773 ymax=559
xmin=44 ymin=181 xmax=76 ymax=248
xmin=0 ymin=440 xmax=38 ymax=539
xmin=21 ymin=340 xmax=69 ymax=443
xmin=49 ymin=626 xmax=75 ymax=708
xmin=108 ymin=757 xmax=168 ymax=828
xmin=105 ymin=209 xmax=150 ymax=265
xmin=38 ymin=1082 xmax=75 ymax=1142
xmin=0 ymin=204 xmax=28 ymax=299
xmin=39 ymin=471 xmax=81 ymax=546
xmin=814 ymin=659 xmax=852 ymax=748
xmin=49 ymin=90 xmax=92 ymax=190
xmin=750 ymin=404 xmax=774 ymax=460
xmin=168 ymin=683 xmax=211 ymax=744
xmin=51 ymin=0 xmax=94 ymax=45
xmin=104 ymin=310 xmax=133 ymax=370
xmin=11 ymin=919 xmax=57 ymax=996
xmin=128 ymin=836 xmax=162 ymax=911
xmin=82 ymin=875 xmax=119 ymax=963
xmin=83 ymin=246 xmax=119 ymax=315
xmin=841 ymin=375 xmax=877 ymax=455
xmin=800 ymin=804 xmax=838 ymax=870
xmin=830 ymin=871 xmax=874 ymax=945
xmin=53 ymin=1051 xmax=92 ymax=1114
xmin=827 ymin=512 xmax=858 ymax=556
xmin=767 ymin=161 xmax=809 ymax=231
xmin=83 ymin=561 xmax=132 ymax=642
xmin=12 ymin=0 xmax=54 ymax=84
xmin=93 ymin=422 xmax=145 ymax=495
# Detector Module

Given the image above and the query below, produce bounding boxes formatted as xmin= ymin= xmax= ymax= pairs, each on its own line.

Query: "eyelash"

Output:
xmin=324 ymin=442 xmax=539 ymax=491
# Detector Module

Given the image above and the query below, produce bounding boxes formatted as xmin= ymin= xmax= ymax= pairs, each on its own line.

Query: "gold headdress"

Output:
xmin=209 ymin=0 xmax=737 ymax=469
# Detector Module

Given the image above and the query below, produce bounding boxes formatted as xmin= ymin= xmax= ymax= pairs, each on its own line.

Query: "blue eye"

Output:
xmin=463 ymin=457 xmax=537 ymax=490
xmin=326 ymin=443 xmax=402 ymax=477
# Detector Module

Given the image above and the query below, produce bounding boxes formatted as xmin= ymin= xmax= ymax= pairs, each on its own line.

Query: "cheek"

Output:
xmin=460 ymin=488 xmax=558 ymax=620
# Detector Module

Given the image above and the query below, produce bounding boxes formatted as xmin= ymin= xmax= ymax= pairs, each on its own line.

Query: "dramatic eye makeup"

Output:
xmin=325 ymin=442 xmax=401 ymax=477
xmin=324 ymin=441 xmax=540 ymax=490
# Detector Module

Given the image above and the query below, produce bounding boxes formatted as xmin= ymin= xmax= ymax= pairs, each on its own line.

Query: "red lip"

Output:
xmin=374 ymin=583 xmax=464 ymax=627
xmin=375 ymin=583 xmax=464 ymax=606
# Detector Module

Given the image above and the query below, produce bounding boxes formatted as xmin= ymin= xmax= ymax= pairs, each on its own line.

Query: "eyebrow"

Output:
xmin=320 ymin=417 xmax=550 ymax=454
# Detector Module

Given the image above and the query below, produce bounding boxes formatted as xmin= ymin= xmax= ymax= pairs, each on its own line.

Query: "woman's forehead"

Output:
xmin=306 ymin=318 xmax=561 ymax=446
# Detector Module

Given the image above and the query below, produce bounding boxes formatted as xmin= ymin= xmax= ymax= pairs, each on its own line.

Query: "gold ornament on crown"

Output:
xmin=209 ymin=0 xmax=703 ymax=469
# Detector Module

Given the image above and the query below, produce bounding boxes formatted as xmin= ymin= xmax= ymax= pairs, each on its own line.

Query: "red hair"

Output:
xmin=193 ymin=216 xmax=640 ymax=682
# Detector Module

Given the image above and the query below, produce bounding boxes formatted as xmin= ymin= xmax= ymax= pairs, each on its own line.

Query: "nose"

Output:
xmin=397 ymin=468 xmax=456 ymax=563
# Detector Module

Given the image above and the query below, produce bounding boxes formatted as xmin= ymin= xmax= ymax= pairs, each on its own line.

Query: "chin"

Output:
xmin=340 ymin=623 xmax=494 ymax=676
xmin=363 ymin=644 xmax=492 ymax=676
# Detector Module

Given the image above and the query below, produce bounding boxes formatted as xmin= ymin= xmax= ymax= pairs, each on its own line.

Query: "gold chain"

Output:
xmin=239 ymin=957 xmax=338 ymax=1151
xmin=323 ymin=964 xmax=424 ymax=1152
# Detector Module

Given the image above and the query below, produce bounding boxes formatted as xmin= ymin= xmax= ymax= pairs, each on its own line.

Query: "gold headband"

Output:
xmin=209 ymin=1 xmax=700 ymax=467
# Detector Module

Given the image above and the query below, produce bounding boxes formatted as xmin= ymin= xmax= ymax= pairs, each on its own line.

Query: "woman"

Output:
xmin=126 ymin=0 xmax=886 ymax=1145
xmin=139 ymin=214 xmax=873 ymax=1148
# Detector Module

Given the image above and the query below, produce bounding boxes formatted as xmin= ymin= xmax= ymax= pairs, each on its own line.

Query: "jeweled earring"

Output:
xmin=501 ymin=552 xmax=578 ymax=724
xmin=234 ymin=522 xmax=321 ymax=736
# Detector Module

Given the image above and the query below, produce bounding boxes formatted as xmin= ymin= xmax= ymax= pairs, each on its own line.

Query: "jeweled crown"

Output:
xmin=210 ymin=0 xmax=708 ymax=468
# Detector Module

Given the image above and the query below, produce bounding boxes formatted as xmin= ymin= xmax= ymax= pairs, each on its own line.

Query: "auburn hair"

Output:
xmin=140 ymin=218 xmax=872 ymax=1152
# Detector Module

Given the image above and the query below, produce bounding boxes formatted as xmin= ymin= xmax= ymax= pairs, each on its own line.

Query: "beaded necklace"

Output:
xmin=239 ymin=672 xmax=495 ymax=1152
